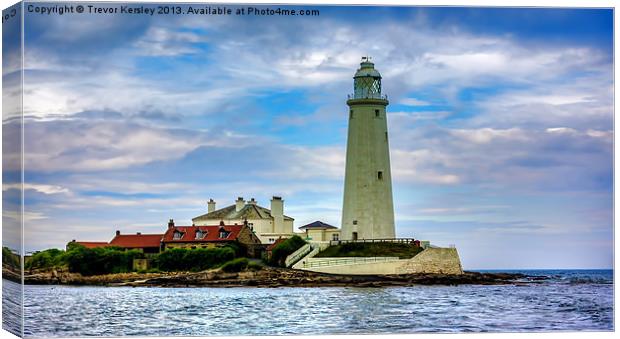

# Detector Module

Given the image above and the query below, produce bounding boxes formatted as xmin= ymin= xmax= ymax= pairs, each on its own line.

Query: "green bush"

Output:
xmin=2 ymin=247 xmax=20 ymax=269
xmin=64 ymin=246 xmax=143 ymax=276
xmin=153 ymin=246 xmax=236 ymax=272
xmin=247 ymin=261 xmax=263 ymax=271
xmin=26 ymin=248 xmax=66 ymax=270
xmin=220 ymin=258 xmax=249 ymax=273
xmin=269 ymin=235 xmax=306 ymax=267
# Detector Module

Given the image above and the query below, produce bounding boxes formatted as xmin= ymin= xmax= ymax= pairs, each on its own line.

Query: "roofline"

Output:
xmin=191 ymin=203 xmax=294 ymax=221
xmin=113 ymin=234 xmax=164 ymax=237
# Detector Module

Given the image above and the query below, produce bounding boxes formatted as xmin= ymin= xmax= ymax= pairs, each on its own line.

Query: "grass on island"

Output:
xmin=315 ymin=242 xmax=424 ymax=259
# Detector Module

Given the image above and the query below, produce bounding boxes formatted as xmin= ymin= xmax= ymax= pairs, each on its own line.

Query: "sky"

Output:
xmin=1 ymin=2 xmax=613 ymax=269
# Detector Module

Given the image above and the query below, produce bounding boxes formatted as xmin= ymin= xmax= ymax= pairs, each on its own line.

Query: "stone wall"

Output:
xmin=397 ymin=248 xmax=463 ymax=274
xmin=299 ymin=247 xmax=464 ymax=275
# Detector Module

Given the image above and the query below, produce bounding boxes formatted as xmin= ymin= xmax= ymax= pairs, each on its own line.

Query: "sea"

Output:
xmin=2 ymin=269 xmax=614 ymax=337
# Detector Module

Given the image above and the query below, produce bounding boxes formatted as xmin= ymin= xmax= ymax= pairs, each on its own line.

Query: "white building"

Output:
xmin=192 ymin=196 xmax=294 ymax=244
xmin=341 ymin=58 xmax=396 ymax=240
xmin=298 ymin=221 xmax=340 ymax=242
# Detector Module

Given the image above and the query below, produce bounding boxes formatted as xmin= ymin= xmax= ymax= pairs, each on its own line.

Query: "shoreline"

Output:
xmin=4 ymin=266 xmax=536 ymax=288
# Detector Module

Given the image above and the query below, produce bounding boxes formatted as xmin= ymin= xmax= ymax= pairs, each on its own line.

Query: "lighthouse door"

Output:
xmin=352 ymin=232 xmax=358 ymax=240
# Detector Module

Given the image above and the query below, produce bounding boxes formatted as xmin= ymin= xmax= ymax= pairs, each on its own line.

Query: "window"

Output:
xmin=195 ymin=230 xmax=207 ymax=240
xmin=352 ymin=220 xmax=358 ymax=225
xmin=219 ymin=230 xmax=230 ymax=239
xmin=350 ymin=110 xmax=354 ymax=119
xmin=172 ymin=231 xmax=184 ymax=240
xmin=352 ymin=232 xmax=358 ymax=240
xmin=375 ymin=109 xmax=380 ymax=117
xmin=191 ymin=246 xmax=196 ymax=249
xmin=378 ymin=171 xmax=383 ymax=180
xmin=385 ymin=131 xmax=388 ymax=141
xmin=332 ymin=233 xmax=339 ymax=241
xmin=269 ymin=238 xmax=275 ymax=243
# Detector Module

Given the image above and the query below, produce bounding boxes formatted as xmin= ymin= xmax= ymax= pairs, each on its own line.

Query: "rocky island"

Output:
xmin=7 ymin=266 xmax=535 ymax=288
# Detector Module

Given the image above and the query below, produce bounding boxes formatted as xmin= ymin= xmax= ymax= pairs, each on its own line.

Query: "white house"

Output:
xmin=192 ymin=196 xmax=294 ymax=244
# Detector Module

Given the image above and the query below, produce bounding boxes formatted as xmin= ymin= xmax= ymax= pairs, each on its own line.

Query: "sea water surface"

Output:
xmin=4 ymin=269 xmax=614 ymax=337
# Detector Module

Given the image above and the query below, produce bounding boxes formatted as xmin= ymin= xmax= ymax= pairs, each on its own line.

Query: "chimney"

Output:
xmin=168 ymin=219 xmax=175 ymax=229
xmin=208 ymin=199 xmax=216 ymax=213
xmin=271 ymin=196 xmax=284 ymax=233
xmin=235 ymin=197 xmax=245 ymax=212
xmin=219 ymin=220 xmax=225 ymax=226
xmin=116 ymin=230 xmax=120 ymax=236
xmin=248 ymin=198 xmax=257 ymax=205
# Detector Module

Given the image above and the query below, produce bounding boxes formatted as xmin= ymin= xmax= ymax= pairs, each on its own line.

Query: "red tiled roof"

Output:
xmin=109 ymin=234 xmax=163 ymax=248
xmin=162 ymin=225 xmax=243 ymax=243
xmin=75 ymin=242 xmax=110 ymax=249
xmin=266 ymin=237 xmax=287 ymax=251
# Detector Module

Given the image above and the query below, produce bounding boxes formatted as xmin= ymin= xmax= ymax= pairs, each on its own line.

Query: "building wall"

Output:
xmin=258 ymin=232 xmax=295 ymax=244
xmin=132 ymin=259 xmax=149 ymax=271
xmin=193 ymin=218 xmax=294 ymax=244
xmin=164 ymin=242 xmax=223 ymax=249
xmin=341 ymin=99 xmax=395 ymax=240
xmin=304 ymin=229 xmax=341 ymax=242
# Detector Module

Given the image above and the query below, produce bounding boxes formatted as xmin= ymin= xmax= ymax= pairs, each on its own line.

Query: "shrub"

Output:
xmin=2 ymin=247 xmax=20 ymax=269
xmin=153 ymin=246 xmax=236 ymax=272
xmin=220 ymin=258 xmax=249 ymax=273
xmin=64 ymin=246 xmax=142 ymax=276
xmin=247 ymin=261 xmax=263 ymax=271
xmin=26 ymin=248 xmax=66 ymax=270
xmin=269 ymin=235 xmax=307 ymax=267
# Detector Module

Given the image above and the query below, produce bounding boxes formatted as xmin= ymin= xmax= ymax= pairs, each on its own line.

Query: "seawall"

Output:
xmin=301 ymin=247 xmax=464 ymax=275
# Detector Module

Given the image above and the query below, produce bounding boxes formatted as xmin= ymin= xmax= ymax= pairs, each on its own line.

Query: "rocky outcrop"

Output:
xmin=19 ymin=266 xmax=530 ymax=288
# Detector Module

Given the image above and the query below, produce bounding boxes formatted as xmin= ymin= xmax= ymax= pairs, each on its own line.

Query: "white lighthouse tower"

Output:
xmin=341 ymin=57 xmax=396 ymax=240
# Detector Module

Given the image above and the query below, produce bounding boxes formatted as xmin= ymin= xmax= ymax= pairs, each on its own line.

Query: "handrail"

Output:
xmin=303 ymin=256 xmax=400 ymax=268
xmin=347 ymin=94 xmax=388 ymax=100
xmin=329 ymin=238 xmax=418 ymax=246
xmin=284 ymin=243 xmax=312 ymax=268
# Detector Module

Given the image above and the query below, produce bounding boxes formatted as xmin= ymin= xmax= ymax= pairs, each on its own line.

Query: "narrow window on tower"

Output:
xmin=385 ymin=131 xmax=388 ymax=141
xmin=350 ymin=110 xmax=354 ymax=119
xmin=378 ymin=171 xmax=383 ymax=180
xmin=375 ymin=109 xmax=380 ymax=118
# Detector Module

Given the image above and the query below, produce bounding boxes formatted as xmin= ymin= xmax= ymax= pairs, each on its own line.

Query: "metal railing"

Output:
xmin=347 ymin=94 xmax=388 ymax=100
xmin=284 ymin=243 xmax=312 ymax=268
xmin=303 ymin=256 xmax=400 ymax=268
xmin=329 ymin=238 xmax=418 ymax=246
xmin=292 ymin=244 xmax=321 ymax=269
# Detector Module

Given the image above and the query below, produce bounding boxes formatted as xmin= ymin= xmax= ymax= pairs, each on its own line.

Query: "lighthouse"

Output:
xmin=341 ymin=57 xmax=396 ymax=240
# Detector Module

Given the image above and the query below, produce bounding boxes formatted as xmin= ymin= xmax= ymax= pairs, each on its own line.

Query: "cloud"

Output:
xmin=449 ymin=127 xmax=528 ymax=144
xmin=133 ymin=27 xmax=208 ymax=57
xmin=399 ymin=98 xmax=431 ymax=106
xmin=3 ymin=183 xmax=70 ymax=195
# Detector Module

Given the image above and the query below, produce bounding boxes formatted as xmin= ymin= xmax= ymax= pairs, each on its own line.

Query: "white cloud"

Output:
xmin=450 ymin=127 xmax=528 ymax=144
xmin=22 ymin=120 xmax=204 ymax=171
xmin=133 ymin=26 xmax=207 ymax=57
xmin=399 ymin=97 xmax=431 ymax=106
xmin=3 ymin=183 xmax=70 ymax=195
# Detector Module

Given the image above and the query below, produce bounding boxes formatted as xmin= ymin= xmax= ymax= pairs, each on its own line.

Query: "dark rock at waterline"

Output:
xmin=12 ymin=266 xmax=537 ymax=288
